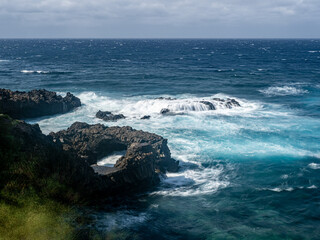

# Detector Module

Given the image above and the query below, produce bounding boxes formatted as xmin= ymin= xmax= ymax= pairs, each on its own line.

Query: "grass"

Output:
xmin=0 ymin=195 xmax=75 ymax=240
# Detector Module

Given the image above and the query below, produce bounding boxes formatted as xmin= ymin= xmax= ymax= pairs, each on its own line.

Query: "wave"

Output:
xmin=97 ymin=151 xmax=126 ymax=167
xmin=263 ymin=185 xmax=318 ymax=192
xmin=0 ymin=59 xmax=10 ymax=62
xmin=77 ymin=92 xmax=261 ymax=119
xmin=259 ymin=86 xmax=308 ymax=96
xmin=308 ymin=163 xmax=320 ymax=169
xmin=21 ymin=70 xmax=72 ymax=74
xmin=152 ymin=160 xmax=231 ymax=197
xmin=21 ymin=70 xmax=49 ymax=74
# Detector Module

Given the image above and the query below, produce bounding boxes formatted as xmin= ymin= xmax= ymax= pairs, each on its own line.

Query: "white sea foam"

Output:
xmin=268 ymin=187 xmax=294 ymax=192
xmin=94 ymin=211 xmax=149 ymax=231
xmin=153 ymin=159 xmax=231 ymax=197
xmin=97 ymin=151 xmax=126 ymax=167
xmin=0 ymin=59 xmax=9 ymax=62
xmin=21 ymin=70 xmax=49 ymax=74
xmin=308 ymin=163 xmax=320 ymax=169
xmin=259 ymin=86 xmax=308 ymax=96
xmin=76 ymin=92 xmax=261 ymax=120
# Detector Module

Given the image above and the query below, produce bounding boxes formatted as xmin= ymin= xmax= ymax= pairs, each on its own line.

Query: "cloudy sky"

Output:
xmin=0 ymin=0 xmax=319 ymax=38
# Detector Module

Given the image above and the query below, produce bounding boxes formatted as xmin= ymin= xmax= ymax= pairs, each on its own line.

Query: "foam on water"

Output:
xmin=28 ymin=91 xmax=320 ymax=198
xmin=97 ymin=151 xmax=126 ymax=167
xmin=21 ymin=70 xmax=49 ymax=74
xmin=77 ymin=92 xmax=261 ymax=119
xmin=93 ymin=210 xmax=149 ymax=231
xmin=260 ymin=86 xmax=308 ymax=96
xmin=308 ymin=163 xmax=320 ymax=169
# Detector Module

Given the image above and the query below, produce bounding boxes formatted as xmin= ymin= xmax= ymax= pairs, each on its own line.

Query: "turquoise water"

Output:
xmin=1 ymin=39 xmax=320 ymax=239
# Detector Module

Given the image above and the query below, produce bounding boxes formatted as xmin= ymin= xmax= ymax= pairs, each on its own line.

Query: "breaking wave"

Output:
xmin=259 ymin=86 xmax=308 ymax=96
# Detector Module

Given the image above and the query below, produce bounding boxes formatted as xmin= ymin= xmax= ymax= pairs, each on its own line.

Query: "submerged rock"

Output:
xmin=225 ymin=98 xmax=241 ymax=108
xmin=141 ymin=115 xmax=151 ymax=120
xmin=212 ymin=98 xmax=241 ymax=109
xmin=96 ymin=110 xmax=125 ymax=121
xmin=160 ymin=108 xmax=170 ymax=114
xmin=200 ymin=101 xmax=216 ymax=110
xmin=155 ymin=97 xmax=176 ymax=100
xmin=0 ymin=89 xmax=81 ymax=119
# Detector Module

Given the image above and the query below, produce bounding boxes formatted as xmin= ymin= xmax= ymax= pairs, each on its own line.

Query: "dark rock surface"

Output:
xmin=50 ymin=122 xmax=179 ymax=173
xmin=225 ymin=98 xmax=241 ymax=108
xmin=141 ymin=115 xmax=151 ymax=120
xmin=160 ymin=108 xmax=170 ymax=114
xmin=0 ymin=89 xmax=81 ymax=119
xmin=1 ymin=115 xmax=179 ymax=202
xmin=200 ymin=101 xmax=216 ymax=110
xmin=156 ymin=97 xmax=177 ymax=100
xmin=96 ymin=110 xmax=125 ymax=121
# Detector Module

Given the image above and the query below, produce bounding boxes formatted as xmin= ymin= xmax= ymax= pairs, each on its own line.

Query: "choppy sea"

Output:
xmin=1 ymin=39 xmax=320 ymax=239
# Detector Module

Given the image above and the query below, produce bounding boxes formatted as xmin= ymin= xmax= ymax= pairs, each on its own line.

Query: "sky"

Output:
xmin=0 ymin=0 xmax=319 ymax=38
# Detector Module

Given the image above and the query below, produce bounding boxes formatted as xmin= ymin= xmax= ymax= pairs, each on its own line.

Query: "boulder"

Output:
xmin=141 ymin=115 xmax=151 ymax=120
xmin=0 ymin=89 xmax=81 ymax=119
xmin=96 ymin=110 xmax=125 ymax=121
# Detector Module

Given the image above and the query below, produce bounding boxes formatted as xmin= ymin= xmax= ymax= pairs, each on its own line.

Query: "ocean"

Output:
xmin=1 ymin=39 xmax=320 ymax=239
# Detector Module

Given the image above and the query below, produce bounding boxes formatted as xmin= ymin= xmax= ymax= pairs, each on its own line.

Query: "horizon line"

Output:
xmin=0 ymin=37 xmax=319 ymax=40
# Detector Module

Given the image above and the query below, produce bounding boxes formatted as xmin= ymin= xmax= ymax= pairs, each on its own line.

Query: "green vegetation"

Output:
xmin=0 ymin=194 xmax=74 ymax=240
xmin=0 ymin=114 xmax=79 ymax=239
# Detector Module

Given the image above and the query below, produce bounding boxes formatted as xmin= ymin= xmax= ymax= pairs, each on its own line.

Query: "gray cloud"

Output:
xmin=0 ymin=0 xmax=319 ymax=37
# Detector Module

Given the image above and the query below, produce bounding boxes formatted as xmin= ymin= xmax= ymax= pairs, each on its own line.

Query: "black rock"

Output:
xmin=50 ymin=122 xmax=179 ymax=173
xmin=225 ymin=99 xmax=241 ymax=109
xmin=160 ymin=108 xmax=170 ymax=114
xmin=155 ymin=97 xmax=176 ymax=100
xmin=0 ymin=89 xmax=81 ymax=119
xmin=96 ymin=110 xmax=126 ymax=121
xmin=141 ymin=115 xmax=151 ymax=120
xmin=200 ymin=101 xmax=216 ymax=110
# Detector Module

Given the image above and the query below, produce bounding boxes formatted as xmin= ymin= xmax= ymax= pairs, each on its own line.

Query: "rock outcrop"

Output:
xmin=50 ymin=122 xmax=179 ymax=173
xmin=96 ymin=110 xmax=126 ymax=121
xmin=0 ymin=89 xmax=81 ymax=119
xmin=1 ymin=115 xmax=179 ymax=203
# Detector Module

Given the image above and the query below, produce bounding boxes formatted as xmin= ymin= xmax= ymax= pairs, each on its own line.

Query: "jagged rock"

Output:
xmin=0 ymin=89 xmax=81 ymax=119
xmin=200 ymin=101 xmax=216 ymax=110
xmin=50 ymin=122 xmax=179 ymax=172
xmin=96 ymin=110 xmax=125 ymax=121
xmin=141 ymin=115 xmax=151 ymax=120
xmin=1 ymin=115 xmax=179 ymax=202
xmin=212 ymin=98 xmax=225 ymax=102
xmin=225 ymin=99 xmax=241 ymax=108
xmin=160 ymin=108 xmax=170 ymax=114
xmin=212 ymin=98 xmax=241 ymax=109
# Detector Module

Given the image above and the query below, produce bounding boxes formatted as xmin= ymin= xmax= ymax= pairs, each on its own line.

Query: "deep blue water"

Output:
xmin=1 ymin=39 xmax=320 ymax=239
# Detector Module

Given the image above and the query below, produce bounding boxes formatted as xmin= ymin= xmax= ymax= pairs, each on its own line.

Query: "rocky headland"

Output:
xmin=0 ymin=89 xmax=179 ymax=204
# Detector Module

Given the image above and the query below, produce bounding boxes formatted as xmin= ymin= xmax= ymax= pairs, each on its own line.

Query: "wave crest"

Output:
xmin=259 ymin=86 xmax=308 ymax=96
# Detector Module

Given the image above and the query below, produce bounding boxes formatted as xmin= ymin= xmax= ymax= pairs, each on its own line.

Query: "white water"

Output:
xmin=97 ymin=151 xmax=126 ymax=167
xmin=28 ymin=91 xmax=320 ymax=197
xmin=260 ymin=86 xmax=308 ymax=96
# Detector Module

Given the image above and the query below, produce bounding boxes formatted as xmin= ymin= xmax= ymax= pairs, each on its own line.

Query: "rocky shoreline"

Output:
xmin=0 ymin=88 xmax=81 ymax=119
xmin=0 ymin=89 xmax=179 ymax=203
